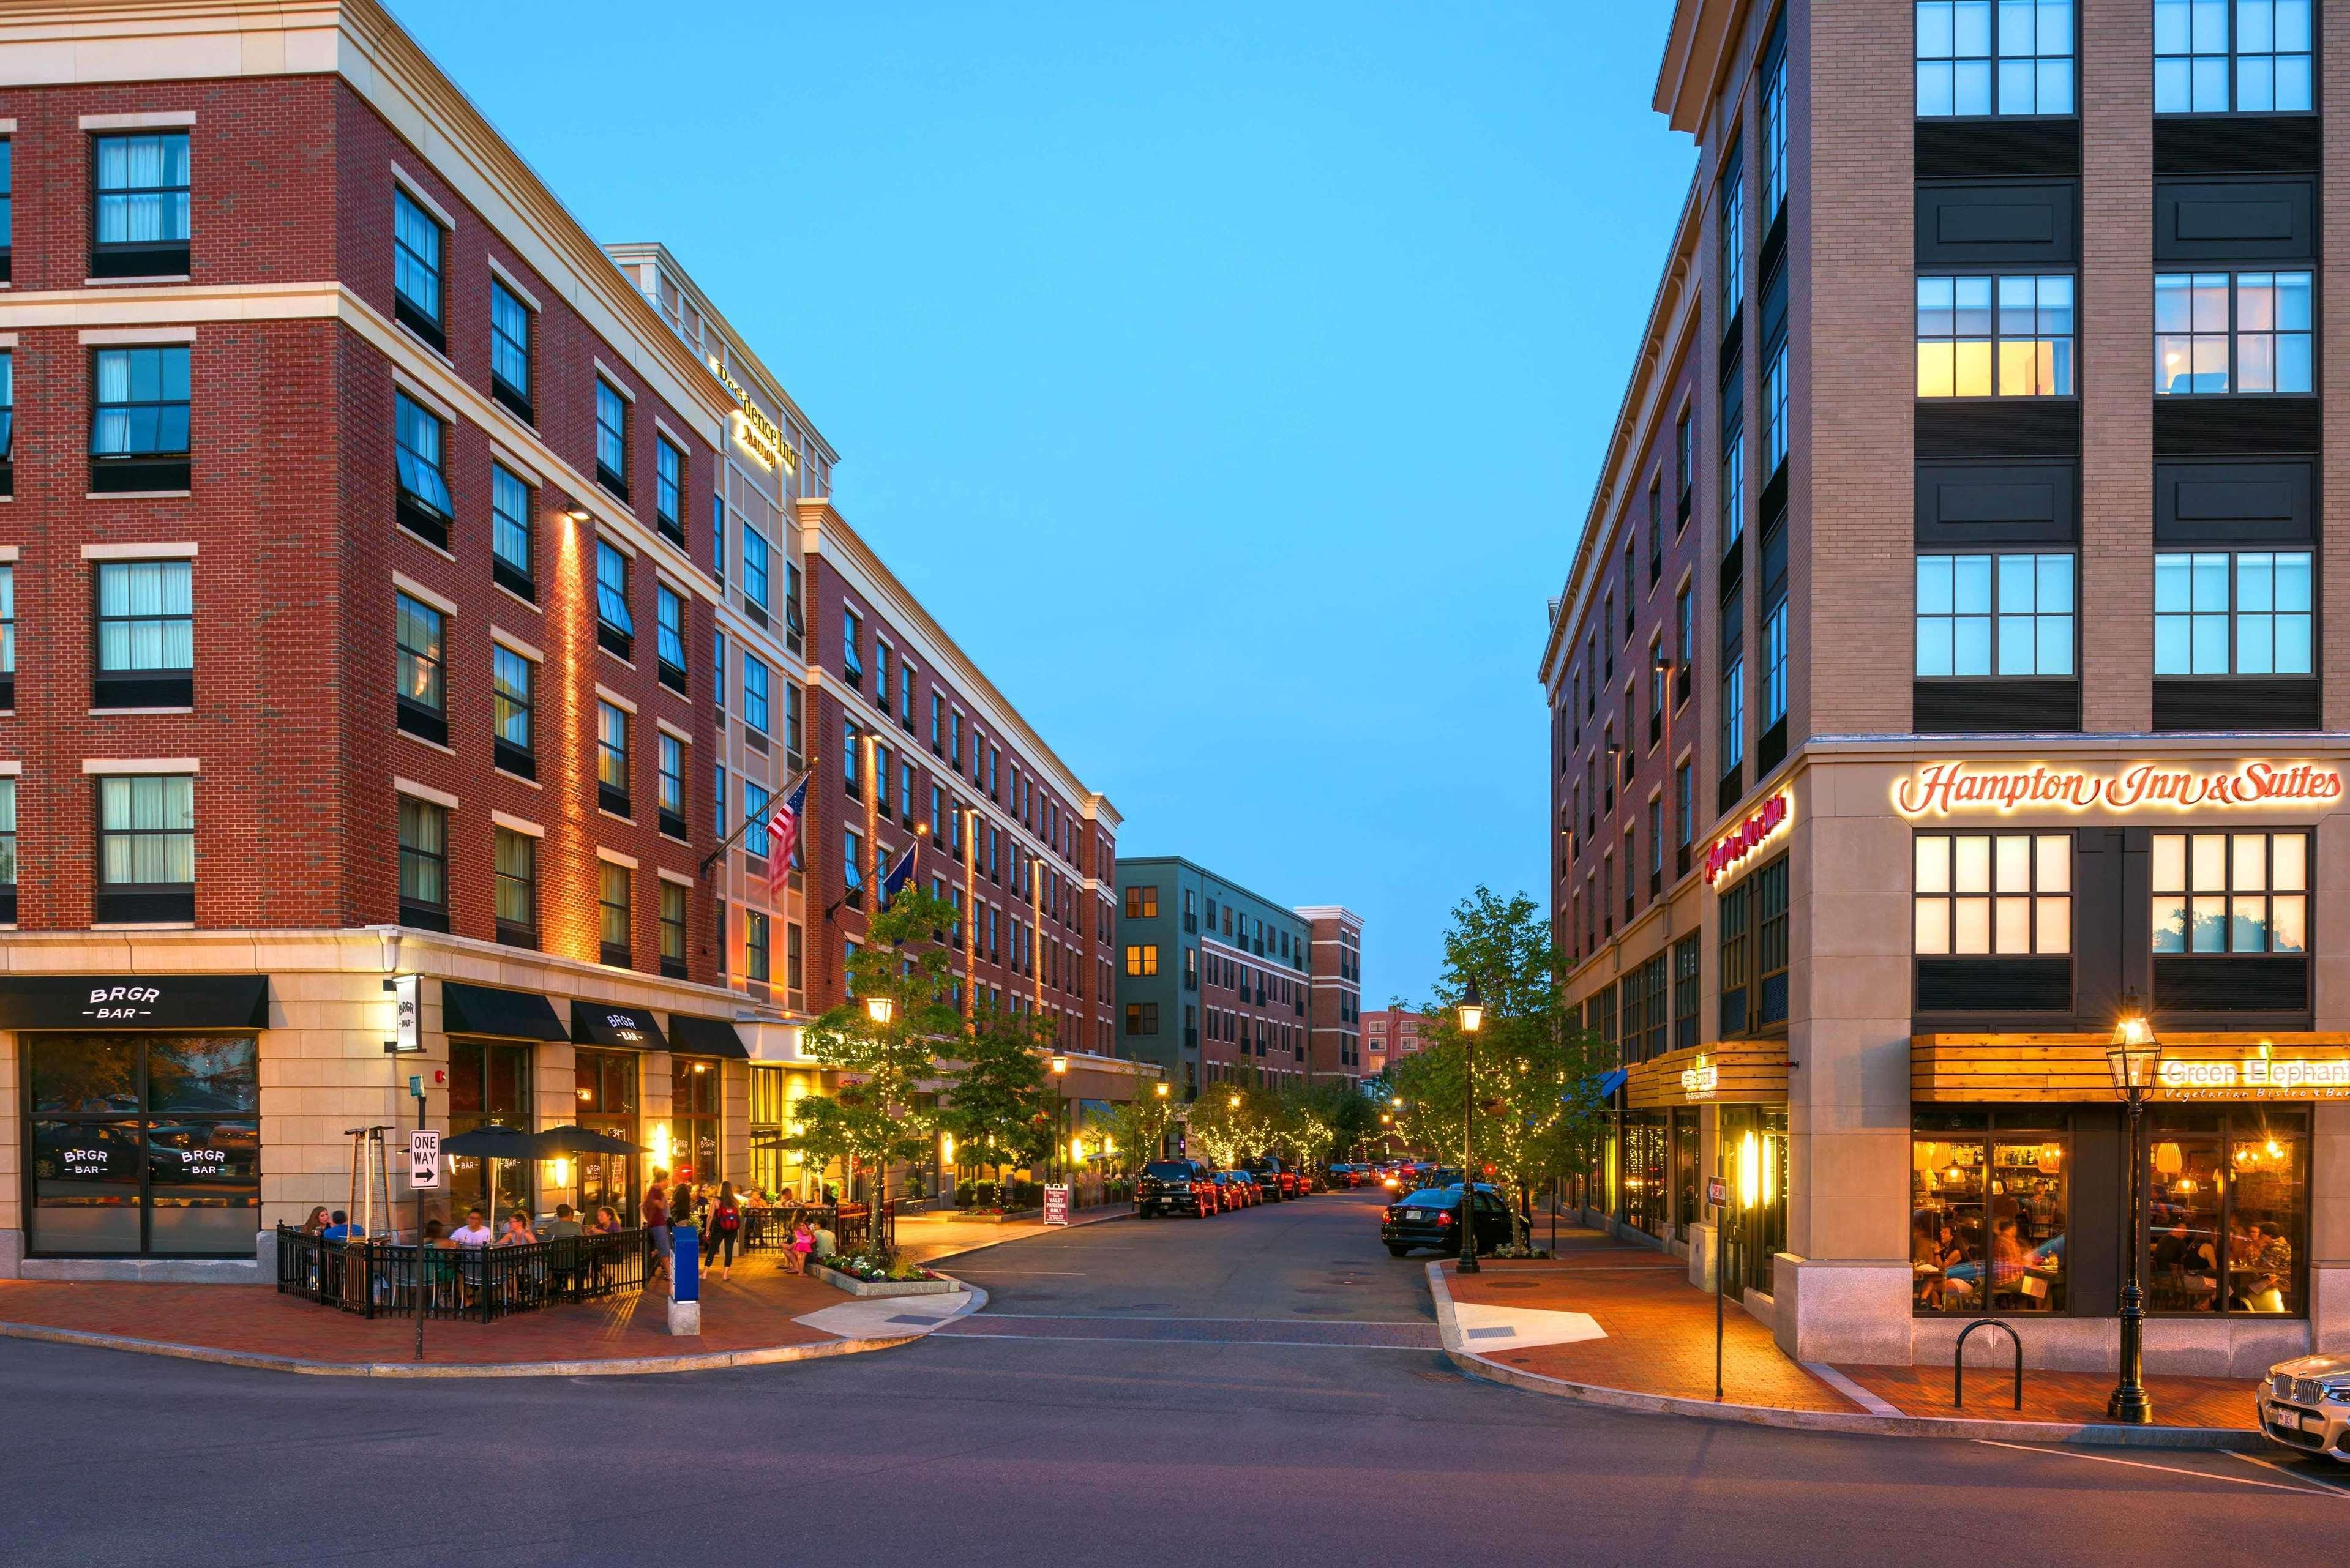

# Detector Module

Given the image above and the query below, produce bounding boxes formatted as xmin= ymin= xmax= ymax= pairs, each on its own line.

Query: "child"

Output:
xmin=788 ymin=1219 xmax=814 ymax=1275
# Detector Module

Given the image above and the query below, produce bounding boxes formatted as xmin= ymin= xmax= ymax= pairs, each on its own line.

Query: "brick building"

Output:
xmin=1359 ymin=1009 xmax=1426 ymax=1078
xmin=1544 ymin=0 xmax=2350 ymax=1380
xmin=0 ymin=0 xmax=1132 ymax=1278
xmin=1112 ymin=859 xmax=1363 ymax=1097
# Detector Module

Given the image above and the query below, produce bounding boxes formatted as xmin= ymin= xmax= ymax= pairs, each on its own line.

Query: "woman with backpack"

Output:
xmin=705 ymin=1181 xmax=744 ymax=1281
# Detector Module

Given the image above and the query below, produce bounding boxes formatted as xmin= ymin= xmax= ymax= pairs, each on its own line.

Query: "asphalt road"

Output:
xmin=4 ymin=1189 xmax=2346 ymax=1568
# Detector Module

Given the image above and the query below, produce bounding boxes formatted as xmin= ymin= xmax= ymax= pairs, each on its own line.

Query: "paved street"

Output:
xmin=5 ymin=1190 xmax=2348 ymax=1568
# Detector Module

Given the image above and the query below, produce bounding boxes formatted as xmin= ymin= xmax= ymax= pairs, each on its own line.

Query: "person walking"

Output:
xmin=642 ymin=1174 xmax=671 ymax=1283
xmin=706 ymin=1182 xmax=744 ymax=1282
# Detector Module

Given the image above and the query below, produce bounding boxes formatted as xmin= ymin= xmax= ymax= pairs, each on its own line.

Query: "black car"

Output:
xmin=1380 ymin=1184 xmax=1517 ymax=1258
xmin=1137 ymin=1159 xmax=1216 ymax=1218
xmin=1243 ymin=1158 xmax=1294 ymax=1200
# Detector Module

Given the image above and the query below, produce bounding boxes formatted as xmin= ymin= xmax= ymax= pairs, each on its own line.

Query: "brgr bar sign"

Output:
xmin=1895 ymin=760 xmax=2343 ymax=818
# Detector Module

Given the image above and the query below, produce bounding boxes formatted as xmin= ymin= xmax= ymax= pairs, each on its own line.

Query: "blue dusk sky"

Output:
xmin=389 ymin=1 xmax=1696 ymax=1010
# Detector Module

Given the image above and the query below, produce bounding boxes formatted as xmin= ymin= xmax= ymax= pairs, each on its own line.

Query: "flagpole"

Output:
xmin=698 ymin=764 xmax=811 ymax=878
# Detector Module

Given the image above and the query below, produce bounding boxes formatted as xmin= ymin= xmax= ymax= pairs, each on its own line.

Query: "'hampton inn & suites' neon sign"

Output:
xmin=1894 ymin=760 xmax=2343 ymax=818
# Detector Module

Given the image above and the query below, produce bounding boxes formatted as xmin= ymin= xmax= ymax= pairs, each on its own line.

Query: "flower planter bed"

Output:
xmin=808 ymin=1263 xmax=961 ymax=1299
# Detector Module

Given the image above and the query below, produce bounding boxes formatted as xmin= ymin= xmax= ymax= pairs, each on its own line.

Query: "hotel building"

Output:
xmin=0 ymin=0 xmax=1135 ymax=1279
xmin=1544 ymin=0 xmax=2348 ymax=1376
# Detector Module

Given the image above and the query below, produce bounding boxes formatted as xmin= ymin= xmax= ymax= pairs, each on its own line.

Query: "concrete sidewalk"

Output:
xmin=891 ymin=1201 xmax=1131 ymax=1266
xmin=0 ymin=1250 xmax=983 ymax=1377
xmin=1426 ymin=1230 xmax=2264 ymax=1450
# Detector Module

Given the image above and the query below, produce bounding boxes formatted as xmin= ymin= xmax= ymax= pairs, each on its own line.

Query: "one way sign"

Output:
xmin=410 ymin=1130 xmax=441 ymax=1189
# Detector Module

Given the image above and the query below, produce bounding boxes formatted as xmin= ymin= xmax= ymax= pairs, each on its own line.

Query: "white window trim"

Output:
xmin=391 ymin=572 xmax=458 ymax=618
xmin=655 ymin=715 xmax=692 ymax=744
xmin=593 ymin=360 xmax=636 ymax=401
xmin=491 ymin=810 xmax=544 ymax=838
xmin=0 ymin=333 xmax=18 ymax=349
xmin=391 ymin=368 xmax=458 ymax=426
xmin=78 ymin=326 xmax=198 ymax=346
xmin=597 ymin=528 xmax=638 ymax=561
xmin=488 ymin=437 xmax=546 ymax=488
xmin=82 ymin=758 xmax=200 ymax=775
xmin=657 ymin=867 xmax=695 ymax=889
xmin=0 ymin=545 xmax=20 ymax=562
xmin=0 ymin=760 xmax=20 ymax=775
xmin=394 ymin=776 xmax=460 ymax=812
xmin=387 ymin=161 xmax=456 ymax=231
xmin=596 ymin=845 xmax=640 ymax=871
xmin=652 ymin=414 xmax=692 ymax=454
xmin=82 ymin=540 xmax=198 ymax=560
xmin=595 ymin=684 xmax=637 ymax=715
xmin=83 ymin=111 xmax=196 ymax=130
xmin=490 ymin=624 xmax=543 ymax=663
xmin=485 ymin=256 xmax=541 ymax=313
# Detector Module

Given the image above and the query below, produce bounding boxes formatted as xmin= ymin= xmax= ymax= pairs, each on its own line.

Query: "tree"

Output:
xmin=1391 ymin=886 xmax=1615 ymax=1250
xmin=1094 ymin=1086 xmax=1180 ymax=1178
xmin=786 ymin=886 xmax=963 ymax=1266
xmin=1183 ymin=1076 xmax=1275 ymax=1168
xmin=939 ymin=1004 xmax=1056 ymax=1195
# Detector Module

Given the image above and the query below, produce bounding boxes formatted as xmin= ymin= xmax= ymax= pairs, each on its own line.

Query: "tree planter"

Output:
xmin=809 ymin=1263 xmax=960 ymax=1298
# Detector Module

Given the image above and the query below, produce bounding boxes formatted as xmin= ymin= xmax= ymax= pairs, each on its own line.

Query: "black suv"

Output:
xmin=1137 ymin=1159 xmax=1216 ymax=1219
xmin=1380 ymin=1183 xmax=1517 ymax=1258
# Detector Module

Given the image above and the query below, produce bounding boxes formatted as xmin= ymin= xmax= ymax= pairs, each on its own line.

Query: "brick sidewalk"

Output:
xmin=1440 ymin=1228 xmax=2256 ymax=1433
xmin=891 ymin=1202 xmax=1129 ymax=1266
xmin=0 ymin=1250 xmax=845 ymax=1368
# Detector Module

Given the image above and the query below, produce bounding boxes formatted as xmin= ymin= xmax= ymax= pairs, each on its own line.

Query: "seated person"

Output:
xmin=540 ymin=1203 xmax=584 ymax=1241
xmin=319 ymin=1210 xmax=364 ymax=1242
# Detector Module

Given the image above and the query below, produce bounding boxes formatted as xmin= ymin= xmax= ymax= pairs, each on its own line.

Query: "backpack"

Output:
xmin=715 ymin=1203 xmax=740 ymax=1233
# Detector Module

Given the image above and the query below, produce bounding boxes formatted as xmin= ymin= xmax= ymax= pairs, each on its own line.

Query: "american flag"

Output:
xmin=766 ymin=772 xmax=808 ymax=903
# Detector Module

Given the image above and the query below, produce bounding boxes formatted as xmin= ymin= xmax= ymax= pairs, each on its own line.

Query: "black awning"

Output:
xmin=570 ymin=1001 xmax=668 ymax=1051
xmin=442 ymin=981 xmax=567 ymax=1042
xmin=0 ymin=974 xmax=269 ymax=1031
xmin=667 ymin=1014 xmax=747 ymax=1059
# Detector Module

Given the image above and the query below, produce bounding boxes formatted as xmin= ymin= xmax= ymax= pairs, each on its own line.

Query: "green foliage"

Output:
xmin=1091 ymin=1086 xmax=1180 ymax=1175
xmin=1390 ymin=885 xmax=1615 ymax=1246
xmin=940 ymin=1004 xmax=1057 ymax=1178
xmin=1183 ymin=1076 xmax=1276 ymax=1168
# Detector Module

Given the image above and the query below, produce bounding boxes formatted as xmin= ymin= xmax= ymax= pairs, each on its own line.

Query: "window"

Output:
xmin=1916 ymin=275 xmax=2076 ymax=397
xmin=487 ymin=277 xmax=533 ymax=420
xmin=90 ymin=345 xmax=190 ymax=491
xmin=1915 ymin=832 xmax=2071 ymax=956
xmin=492 ymin=644 xmax=534 ymax=778
xmin=0 ymin=348 xmax=13 ymax=495
xmin=743 ymin=780 xmax=769 ymax=859
xmin=1124 ymin=885 xmax=1158 ymax=918
xmin=599 ymin=860 xmax=631 ymax=968
xmin=391 ymin=392 xmax=455 ymax=547
xmin=94 ymin=559 xmax=193 ymax=707
xmin=1759 ymin=39 xmax=1787 ymax=217
xmin=1674 ymin=408 xmax=1693 ymax=514
xmin=1719 ymin=422 xmax=1745 ymax=548
xmin=0 ymin=561 xmax=12 ymax=707
xmin=1126 ymin=944 xmax=1159 ymax=977
xmin=2152 ymin=831 xmax=2307 ymax=954
xmin=0 ymin=139 xmax=12 ymax=283
xmin=397 ymin=796 xmax=447 ymax=930
xmin=2143 ymin=1108 xmax=2307 ymax=1316
xmin=1719 ymin=588 xmax=1745 ymax=772
xmin=94 ymin=132 xmax=191 ymax=278
xmin=785 ymin=680 xmax=803 ymax=761
xmin=900 ymin=661 xmax=915 ymax=728
xmin=394 ymin=592 xmax=446 ymax=744
xmin=843 ymin=720 xmax=861 ymax=799
xmin=655 ymin=437 xmax=686 ymax=545
xmin=785 ymin=920 xmax=802 ymax=991
xmin=27 ymin=1032 xmax=260 ymax=1256
xmin=844 ymin=829 xmax=865 ymax=907
xmin=2155 ymin=0 xmax=2311 ymax=113
xmin=660 ymin=879 xmax=687 ymax=979
xmin=742 ymin=527 xmax=771 ymax=618
xmin=596 ymin=700 xmax=630 ymax=816
xmin=1718 ymin=153 xmax=1745 ymax=318
xmin=1126 ymin=1002 xmax=1159 ymax=1037
xmin=594 ymin=540 xmax=633 ymax=659
xmin=95 ymin=774 xmax=193 ymax=923
xmin=656 ymin=583 xmax=687 ymax=692
xmin=785 ymin=559 xmax=806 ymax=653
xmin=876 ymin=641 xmax=893 ymax=717
xmin=1675 ymin=763 xmax=1693 ymax=848
xmin=746 ymin=910 xmax=772 ymax=984
xmin=582 ymin=366 xmax=642 ymax=500
xmin=490 ymin=463 xmax=533 ymax=599
xmin=658 ymin=731 xmax=687 ymax=839
xmin=0 ymin=777 xmax=15 ymax=924
xmin=1672 ymin=935 xmax=1699 ymax=1052
xmin=2154 ymin=271 xmax=2311 ymax=395
xmin=744 ymin=654 xmax=771 ymax=735
xmin=1911 ymin=1113 xmax=2073 ymax=1316
xmin=494 ymin=827 xmax=536 ymax=947
xmin=1915 ymin=0 xmax=2073 ymax=116
xmin=1761 ymin=598 xmax=1787 ymax=731
xmin=843 ymin=608 xmax=864 ymax=689
xmin=2154 ymin=551 xmax=2310 ymax=675
xmin=1761 ymin=344 xmax=1788 ymax=471
xmin=1915 ymin=553 xmax=2075 ymax=676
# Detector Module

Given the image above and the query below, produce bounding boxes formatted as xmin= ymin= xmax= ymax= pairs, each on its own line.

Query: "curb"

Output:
xmin=0 ymin=1275 xmax=990 ymax=1379
xmin=1422 ymin=1264 xmax=2264 ymax=1452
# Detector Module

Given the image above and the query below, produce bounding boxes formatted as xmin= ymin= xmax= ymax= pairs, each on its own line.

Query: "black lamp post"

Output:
xmin=1456 ymin=978 xmax=1486 ymax=1275
xmin=2105 ymin=990 xmax=2161 ymax=1424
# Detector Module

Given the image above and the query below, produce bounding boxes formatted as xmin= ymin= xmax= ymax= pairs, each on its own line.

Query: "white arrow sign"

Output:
xmin=410 ymin=1130 xmax=441 ymax=1189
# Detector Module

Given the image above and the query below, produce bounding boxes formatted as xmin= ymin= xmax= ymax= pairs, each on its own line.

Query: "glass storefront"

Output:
xmin=26 ymin=1032 xmax=259 ymax=1256
xmin=1911 ymin=1109 xmax=2070 ymax=1315
xmin=1719 ymin=1105 xmax=1786 ymax=1295
xmin=2147 ymin=1108 xmax=2306 ymax=1316
xmin=447 ymin=1038 xmax=532 ymax=1220
xmin=574 ymin=1047 xmax=639 ymax=1220
xmin=1671 ymin=1108 xmax=1700 ymax=1242
xmin=1622 ymin=1111 xmax=1667 ymax=1239
xmin=670 ymin=1055 xmax=720 ymax=1186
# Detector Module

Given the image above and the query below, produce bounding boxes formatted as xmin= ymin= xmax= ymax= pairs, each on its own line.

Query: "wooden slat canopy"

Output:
xmin=1627 ymin=1040 xmax=1788 ymax=1108
xmin=1912 ymin=1032 xmax=2350 ymax=1102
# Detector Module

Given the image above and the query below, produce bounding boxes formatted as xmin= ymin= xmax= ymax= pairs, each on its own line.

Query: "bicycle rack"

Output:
xmin=1954 ymin=1318 xmax=2023 ymax=1411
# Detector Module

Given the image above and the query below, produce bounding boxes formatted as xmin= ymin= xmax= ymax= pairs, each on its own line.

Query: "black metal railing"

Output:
xmin=738 ymin=1200 xmax=897 ymax=1256
xmin=276 ymin=1226 xmax=651 ymax=1323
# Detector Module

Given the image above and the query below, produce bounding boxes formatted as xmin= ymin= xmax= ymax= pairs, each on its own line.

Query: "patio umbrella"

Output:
xmin=439 ymin=1124 xmax=535 ymax=1228
xmin=529 ymin=1126 xmax=648 ymax=1157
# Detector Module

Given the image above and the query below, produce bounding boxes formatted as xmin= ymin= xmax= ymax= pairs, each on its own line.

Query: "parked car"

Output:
xmin=2258 ymin=1354 xmax=2350 ymax=1462
xmin=1380 ymin=1184 xmax=1517 ymax=1258
xmin=1208 ymin=1171 xmax=1247 ymax=1209
xmin=1225 ymin=1171 xmax=1265 ymax=1207
xmin=1327 ymin=1163 xmax=1358 ymax=1188
xmin=1137 ymin=1159 xmax=1216 ymax=1219
xmin=1245 ymin=1158 xmax=1297 ymax=1200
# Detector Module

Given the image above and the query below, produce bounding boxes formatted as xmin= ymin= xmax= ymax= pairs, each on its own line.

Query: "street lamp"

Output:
xmin=2105 ymin=990 xmax=2161 ymax=1425
xmin=1049 ymin=1053 xmax=1069 ymax=1183
xmin=1456 ymin=977 xmax=1485 ymax=1275
xmin=864 ymin=994 xmax=896 ymax=1028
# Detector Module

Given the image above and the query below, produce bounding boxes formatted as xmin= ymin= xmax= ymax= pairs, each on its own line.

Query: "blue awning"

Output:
xmin=1592 ymin=1068 xmax=1629 ymax=1099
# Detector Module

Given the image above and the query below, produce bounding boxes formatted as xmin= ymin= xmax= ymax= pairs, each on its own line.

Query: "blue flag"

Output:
xmin=880 ymin=841 xmax=918 ymax=906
